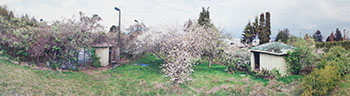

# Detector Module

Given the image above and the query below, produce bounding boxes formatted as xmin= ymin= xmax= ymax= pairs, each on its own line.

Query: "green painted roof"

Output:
xmin=250 ymin=42 xmax=295 ymax=55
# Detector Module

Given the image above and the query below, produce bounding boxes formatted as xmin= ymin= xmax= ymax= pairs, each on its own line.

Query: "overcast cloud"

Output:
xmin=1 ymin=0 xmax=350 ymax=38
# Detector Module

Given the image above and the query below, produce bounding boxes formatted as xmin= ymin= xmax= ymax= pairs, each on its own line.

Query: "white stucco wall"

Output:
xmin=251 ymin=52 xmax=288 ymax=76
xmin=95 ymin=48 xmax=110 ymax=67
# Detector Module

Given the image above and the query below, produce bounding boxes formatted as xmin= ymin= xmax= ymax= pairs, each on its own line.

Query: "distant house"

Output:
xmin=250 ymin=42 xmax=295 ymax=76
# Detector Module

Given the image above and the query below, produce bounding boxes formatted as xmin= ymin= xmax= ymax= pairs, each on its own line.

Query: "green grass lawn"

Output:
xmin=0 ymin=54 xmax=303 ymax=95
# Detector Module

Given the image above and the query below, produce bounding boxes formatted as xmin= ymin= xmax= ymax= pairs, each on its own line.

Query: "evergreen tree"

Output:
xmin=8 ymin=11 xmax=14 ymax=18
xmin=275 ymin=28 xmax=289 ymax=43
xmin=241 ymin=21 xmax=255 ymax=44
xmin=326 ymin=32 xmax=335 ymax=42
xmin=257 ymin=13 xmax=265 ymax=44
xmin=257 ymin=12 xmax=271 ymax=44
xmin=304 ymin=34 xmax=310 ymax=41
xmin=343 ymin=29 xmax=348 ymax=40
xmin=331 ymin=32 xmax=335 ymax=42
xmin=22 ymin=14 xmax=30 ymax=21
xmin=335 ymin=28 xmax=342 ymax=41
xmin=312 ymin=30 xmax=323 ymax=42
xmin=253 ymin=16 xmax=259 ymax=36
xmin=242 ymin=12 xmax=272 ymax=45
xmin=264 ymin=12 xmax=271 ymax=42
xmin=198 ymin=7 xmax=211 ymax=26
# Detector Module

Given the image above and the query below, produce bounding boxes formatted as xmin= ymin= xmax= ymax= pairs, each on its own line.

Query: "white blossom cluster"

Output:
xmin=132 ymin=20 xmax=220 ymax=84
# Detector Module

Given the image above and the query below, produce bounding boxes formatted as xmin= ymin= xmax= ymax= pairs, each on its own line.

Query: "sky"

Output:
xmin=1 ymin=0 xmax=350 ymax=38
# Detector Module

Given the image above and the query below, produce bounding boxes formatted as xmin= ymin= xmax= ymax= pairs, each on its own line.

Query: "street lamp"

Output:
xmin=114 ymin=7 xmax=121 ymax=41
xmin=134 ymin=19 xmax=139 ymax=32
xmin=113 ymin=7 xmax=121 ymax=73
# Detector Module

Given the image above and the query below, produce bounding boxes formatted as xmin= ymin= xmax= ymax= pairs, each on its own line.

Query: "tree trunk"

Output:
xmin=175 ymin=82 xmax=180 ymax=94
xmin=209 ymin=56 xmax=213 ymax=68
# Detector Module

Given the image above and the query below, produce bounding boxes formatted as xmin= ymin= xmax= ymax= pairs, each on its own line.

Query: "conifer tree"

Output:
xmin=335 ymin=28 xmax=342 ymax=41
xmin=275 ymin=28 xmax=289 ymax=43
xmin=264 ymin=12 xmax=271 ymax=43
xmin=258 ymin=13 xmax=269 ymax=44
xmin=326 ymin=32 xmax=335 ymax=42
xmin=312 ymin=30 xmax=323 ymax=42
xmin=241 ymin=21 xmax=255 ymax=44
xmin=252 ymin=16 xmax=259 ymax=37
xmin=198 ymin=7 xmax=212 ymax=26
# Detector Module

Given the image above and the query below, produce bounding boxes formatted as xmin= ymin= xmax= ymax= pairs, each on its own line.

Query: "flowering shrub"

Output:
xmin=224 ymin=49 xmax=251 ymax=73
xmin=0 ymin=6 xmax=105 ymax=68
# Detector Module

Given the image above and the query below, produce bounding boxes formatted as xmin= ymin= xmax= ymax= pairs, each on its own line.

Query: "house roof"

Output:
xmin=250 ymin=42 xmax=295 ymax=56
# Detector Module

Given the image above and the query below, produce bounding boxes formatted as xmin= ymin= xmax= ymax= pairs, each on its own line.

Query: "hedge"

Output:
xmin=316 ymin=41 xmax=350 ymax=51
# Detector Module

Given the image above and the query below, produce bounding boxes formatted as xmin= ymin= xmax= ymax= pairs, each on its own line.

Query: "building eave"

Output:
xmin=250 ymin=50 xmax=287 ymax=56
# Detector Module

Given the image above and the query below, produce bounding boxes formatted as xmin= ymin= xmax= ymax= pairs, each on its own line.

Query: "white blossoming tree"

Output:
xmin=133 ymin=20 xmax=221 ymax=86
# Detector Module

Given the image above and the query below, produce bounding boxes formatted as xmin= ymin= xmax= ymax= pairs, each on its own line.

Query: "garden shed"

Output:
xmin=91 ymin=42 xmax=113 ymax=67
xmin=250 ymin=42 xmax=295 ymax=76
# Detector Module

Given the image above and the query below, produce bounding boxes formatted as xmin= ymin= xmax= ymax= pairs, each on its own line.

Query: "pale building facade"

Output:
xmin=250 ymin=42 xmax=295 ymax=76
xmin=92 ymin=42 xmax=113 ymax=67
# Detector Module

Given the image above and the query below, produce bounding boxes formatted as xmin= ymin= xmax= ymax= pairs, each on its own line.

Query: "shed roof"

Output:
xmin=250 ymin=42 xmax=295 ymax=55
xmin=91 ymin=42 xmax=113 ymax=48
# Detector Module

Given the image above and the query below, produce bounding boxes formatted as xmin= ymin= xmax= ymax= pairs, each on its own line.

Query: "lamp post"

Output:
xmin=134 ymin=19 xmax=139 ymax=31
xmin=113 ymin=7 xmax=121 ymax=73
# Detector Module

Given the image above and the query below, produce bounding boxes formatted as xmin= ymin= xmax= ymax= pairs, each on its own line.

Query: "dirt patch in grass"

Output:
xmin=331 ymin=74 xmax=350 ymax=96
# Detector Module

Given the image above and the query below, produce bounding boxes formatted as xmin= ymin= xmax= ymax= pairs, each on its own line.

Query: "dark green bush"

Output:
xmin=287 ymin=37 xmax=315 ymax=67
xmin=316 ymin=41 xmax=350 ymax=51
xmin=50 ymin=61 xmax=61 ymax=69
xmin=90 ymin=49 xmax=101 ymax=68
xmin=286 ymin=48 xmax=302 ymax=74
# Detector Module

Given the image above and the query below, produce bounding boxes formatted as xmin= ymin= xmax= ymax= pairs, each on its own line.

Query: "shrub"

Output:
xmin=254 ymin=68 xmax=281 ymax=79
xmin=51 ymin=63 xmax=61 ymax=69
xmin=225 ymin=49 xmax=251 ymax=73
xmin=302 ymin=65 xmax=340 ymax=96
xmin=302 ymin=46 xmax=349 ymax=96
xmin=0 ymin=49 xmax=4 ymax=56
xmin=270 ymin=68 xmax=281 ymax=79
xmin=316 ymin=41 xmax=350 ymax=51
xmin=317 ymin=46 xmax=350 ymax=75
xmin=90 ymin=49 xmax=101 ymax=68
xmin=286 ymin=48 xmax=302 ymax=74
xmin=254 ymin=69 xmax=271 ymax=79
xmin=287 ymin=36 xmax=315 ymax=66
xmin=0 ymin=7 xmax=106 ymax=68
